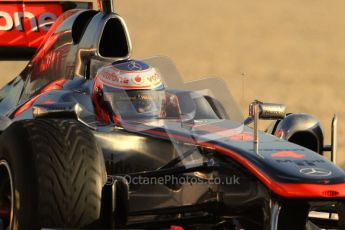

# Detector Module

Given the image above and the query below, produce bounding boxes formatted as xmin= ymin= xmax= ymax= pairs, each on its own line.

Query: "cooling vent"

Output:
xmin=322 ymin=190 xmax=339 ymax=197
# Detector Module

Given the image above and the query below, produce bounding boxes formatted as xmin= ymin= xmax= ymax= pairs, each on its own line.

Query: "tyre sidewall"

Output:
xmin=0 ymin=122 xmax=38 ymax=229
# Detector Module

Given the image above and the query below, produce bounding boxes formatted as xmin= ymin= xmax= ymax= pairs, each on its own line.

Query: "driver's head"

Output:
xmin=93 ymin=60 xmax=166 ymax=122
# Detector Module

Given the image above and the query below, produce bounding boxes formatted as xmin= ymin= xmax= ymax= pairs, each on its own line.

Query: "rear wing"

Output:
xmin=0 ymin=0 xmax=94 ymax=60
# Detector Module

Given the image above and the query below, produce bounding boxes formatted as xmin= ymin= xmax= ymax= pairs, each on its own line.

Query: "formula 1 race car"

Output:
xmin=0 ymin=1 xmax=344 ymax=229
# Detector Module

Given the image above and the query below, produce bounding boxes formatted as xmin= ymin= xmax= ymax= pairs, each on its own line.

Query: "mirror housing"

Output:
xmin=246 ymin=100 xmax=287 ymax=153
xmin=244 ymin=101 xmax=286 ymax=125
xmin=250 ymin=101 xmax=286 ymax=120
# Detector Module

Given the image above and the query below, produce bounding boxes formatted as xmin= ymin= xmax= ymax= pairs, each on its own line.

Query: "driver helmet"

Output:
xmin=92 ymin=60 xmax=166 ymax=123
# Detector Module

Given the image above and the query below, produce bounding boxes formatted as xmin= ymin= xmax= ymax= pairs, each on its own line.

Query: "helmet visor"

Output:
xmin=106 ymin=89 xmax=165 ymax=119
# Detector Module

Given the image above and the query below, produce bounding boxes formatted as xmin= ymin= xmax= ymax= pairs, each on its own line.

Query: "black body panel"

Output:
xmin=0 ymin=7 xmax=343 ymax=229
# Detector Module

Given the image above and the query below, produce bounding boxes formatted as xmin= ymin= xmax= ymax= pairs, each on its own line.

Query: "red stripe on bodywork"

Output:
xmin=212 ymin=144 xmax=345 ymax=198
xmin=194 ymin=123 xmax=254 ymax=141
xmin=140 ymin=128 xmax=345 ymax=198
xmin=13 ymin=79 xmax=66 ymax=117
xmin=271 ymin=151 xmax=305 ymax=159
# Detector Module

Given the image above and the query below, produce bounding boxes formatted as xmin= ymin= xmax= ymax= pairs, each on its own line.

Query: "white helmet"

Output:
xmin=93 ymin=60 xmax=166 ymax=121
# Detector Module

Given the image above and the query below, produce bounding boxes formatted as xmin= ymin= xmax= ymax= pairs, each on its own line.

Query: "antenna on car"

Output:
xmin=98 ymin=0 xmax=116 ymax=14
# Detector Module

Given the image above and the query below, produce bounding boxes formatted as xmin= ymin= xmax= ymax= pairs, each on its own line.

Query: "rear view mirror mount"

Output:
xmin=245 ymin=100 xmax=286 ymax=154
xmin=244 ymin=100 xmax=286 ymax=125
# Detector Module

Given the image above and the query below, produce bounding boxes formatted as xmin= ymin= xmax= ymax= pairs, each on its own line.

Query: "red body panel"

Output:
xmin=0 ymin=2 xmax=62 ymax=48
xmin=0 ymin=1 xmax=93 ymax=48
xmin=13 ymin=79 xmax=66 ymax=117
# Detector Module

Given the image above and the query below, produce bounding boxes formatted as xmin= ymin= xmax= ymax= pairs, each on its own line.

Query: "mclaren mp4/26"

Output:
xmin=0 ymin=1 xmax=344 ymax=229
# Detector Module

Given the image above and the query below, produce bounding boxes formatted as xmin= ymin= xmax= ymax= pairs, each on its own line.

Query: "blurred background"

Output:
xmin=1 ymin=0 xmax=345 ymax=168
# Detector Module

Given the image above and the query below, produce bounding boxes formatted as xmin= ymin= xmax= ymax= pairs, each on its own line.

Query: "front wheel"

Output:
xmin=0 ymin=119 xmax=106 ymax=229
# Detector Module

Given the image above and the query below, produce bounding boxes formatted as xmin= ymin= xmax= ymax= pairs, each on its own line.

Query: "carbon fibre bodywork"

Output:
xmin=0 ymin=6 xmax=344 ymax=230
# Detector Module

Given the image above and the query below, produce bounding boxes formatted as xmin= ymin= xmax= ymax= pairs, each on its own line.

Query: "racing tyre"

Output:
xmin=0 ymin=119 xmax=106 ymax=229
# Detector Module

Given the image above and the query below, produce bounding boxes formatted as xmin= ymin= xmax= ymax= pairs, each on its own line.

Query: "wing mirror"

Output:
xmin=244 ymin=100 xmax=286 ymax=153
xmin=244 ymin=100 xmax=286 ymax=125
xmin=250 ymin=101 xmax=286 ymax=120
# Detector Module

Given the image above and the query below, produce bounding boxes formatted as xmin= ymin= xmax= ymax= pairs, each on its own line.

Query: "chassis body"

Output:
xmin=0 ymin=3 xmax=344 ymax=230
